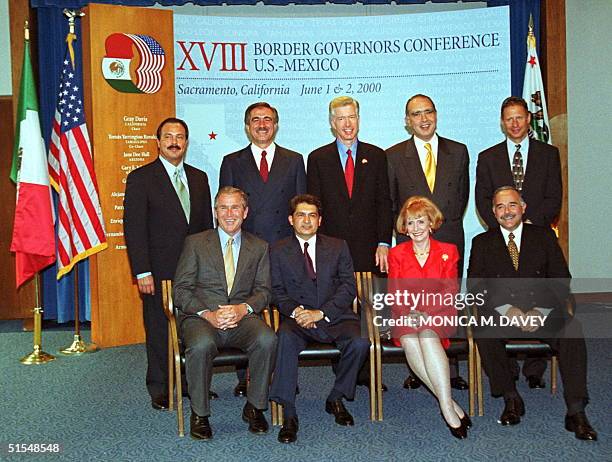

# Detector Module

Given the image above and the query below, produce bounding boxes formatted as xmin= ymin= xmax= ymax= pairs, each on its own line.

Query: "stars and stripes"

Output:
xmin=127 ymin=34 xmax=165 ymax=94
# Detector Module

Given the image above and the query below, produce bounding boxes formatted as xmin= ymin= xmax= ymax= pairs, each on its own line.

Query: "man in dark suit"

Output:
xmin=475 ymin=96 xmax=562 ymax=387
xmin=124 ymin=117 xmax=213 ymax=411
xmin=307 ymin=96 xmax=393 ymax=274
xmin=173 ymin=187 xmax=277 ymax=440
xmin=269 ymin=194 xmax=370 ymax=443
xmin=219 ymin=102 xmax=306 ymax=396
xmin=468 ymin=186 xmax=597 ymax=441
xmin=386 ymin=94 xmax=470 ymax=391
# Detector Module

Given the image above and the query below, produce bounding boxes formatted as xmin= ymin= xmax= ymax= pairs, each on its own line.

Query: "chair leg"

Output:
xmin=475 ymin=345 xmax=484 ymax=416
xmin=368 ymin=345 xmax=377 ymax=421
xmin=375 ymin=344 xmax=383 ymax=421
xmin=168 ymin=327 xmax=175 ymax=412
xmin=468 ymin=350 xmax=476 ymax=417
xmin=551 ymin=356 xmax=558 ymax=395
xmin=174 ymin=356 xmax=184 ymax=437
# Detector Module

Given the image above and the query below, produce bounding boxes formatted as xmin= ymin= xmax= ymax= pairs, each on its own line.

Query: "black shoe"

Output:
xmin=460 ymin=413 xmax=473 ymax=430
xmin=151 ymin=396 xmax=169 ymax=410
xmin=190 ymin=412 xmax=212 ymax=440
xmin=278 ymin=416 xmax=299 ymax=444
xmin=403 ymin=376 xmax=422 ymax=390
xmin=325 ymin=399 xmax=354 ymax=426
xmin=565 ymin=412 xmax=598 ymax=441
xmin=527 ymin=375 xmax=546 ymax=389
xmin=441 ymin=411 xmax=467 ymax=439
xmin=234 ymin=381 xmax=248 ymax=397
xmin=451 ymin=376 xmax=469 ymax=391
xmin=241 ymin=402 xmax=269 ymax=434
xmin=209 ymin=390 xmax=219 ymax=400
xmin=499 ymin=395 xmax=525 ymax=426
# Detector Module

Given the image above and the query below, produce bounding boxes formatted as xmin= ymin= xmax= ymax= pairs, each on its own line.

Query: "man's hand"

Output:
xmin=136 ymin=275 xmax=155 ymax=295
xmin=522 ymin=309 xmax=543 ymax=333
xmin=295 ymin=308 xmax=324 ymax=329
xmin=506 ymin=306 xmax=525 ymax=321
xmin=215 ymin=304 xmax=248 ymax=330
xmin=375 ymin=245 xmax=389 ymax=273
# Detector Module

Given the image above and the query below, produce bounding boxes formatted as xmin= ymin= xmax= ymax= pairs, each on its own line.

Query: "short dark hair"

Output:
xmin=215 ymin=186 xmax=249 ymax=209
xmin=289 ymin=194 xmax=322 ymax=216
xmin=492 ymin=185 xmax=526 ymax=205
xmin=244 ymin=102 xmax=279 ymax=124
xmin=156 ymin=117 xmax=189 ymax=140
xmin=500 ymin=97 xmax=528 ymax=117
xmin=405 ymin=94 xmax=436 ymax=116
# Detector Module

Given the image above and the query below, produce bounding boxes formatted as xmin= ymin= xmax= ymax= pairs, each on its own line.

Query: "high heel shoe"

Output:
xmin=441 ymin=412 xmax=467 ymax=439
xmin=460 ymin=413 xmax=472 ymax=430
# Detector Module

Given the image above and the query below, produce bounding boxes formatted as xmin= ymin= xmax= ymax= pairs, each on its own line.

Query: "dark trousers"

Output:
xmin=476 ymin=318 xmax=589 ymax=409
xmin=270 ymin=317 xmax=369 ymax=409
xmin=142 ymin=291 xmax=168 ymax=400
xmin=181 ymin=314 xmax=277 ymax=416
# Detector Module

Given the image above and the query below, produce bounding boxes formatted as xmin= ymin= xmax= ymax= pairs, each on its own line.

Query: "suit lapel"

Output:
xmin=238 ymin=148 xmax=266 ymax=199
xmin=432 ymin=138 xmax=452 ymax=201
xmin=401 ymin=138 xmax=431 ymax=195
xmin=206 ymin=230 xmax=228 ymax=292
xmin=493 ymin=143 xmax=514 ymax=186
xmin=232 ymin=232 xmax=254 ymax=295
xmin=262 ymin=147 xmax=290 ymax=201
xmin=314 ymin=237 xmax=330 ymax=305
xmin=522 ymin=142 xmax=542 ymax=197
xmin=493 ymin=228 xmax=517 ymax=273
xmin=326 ymin=143 xmax=351 ymax=201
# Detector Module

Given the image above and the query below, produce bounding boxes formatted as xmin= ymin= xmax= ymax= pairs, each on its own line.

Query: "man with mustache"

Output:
xmin=475 ymin=96 xmax=563 ymax=389
xmin=468 ymin=186 xmax=596 ymax=441
xmin=124 ymin=117 xmax=213 ymax=411
xmin=220 ymin=102 xmax=306 ymax=396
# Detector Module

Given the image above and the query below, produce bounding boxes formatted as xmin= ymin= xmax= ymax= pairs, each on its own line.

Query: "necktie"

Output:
xmin=174 ymin=168 xmax=190 ymax=222
xmin=344 ymin=148 xmax=354 ymax=198
xmin=508 ymin=232 xmax=519 ymax=271
xmin=224 ymin=237 xmax=235 ymax=294
xmin=512 ymin=144 xmax=524 ymax=191
xmin=424 ymin=142 xmax=436 ymax=193
xmin=260 ymin=150 xmax=269 ymax=183
xmin=303 ymin=242 xmax=316 ymax=280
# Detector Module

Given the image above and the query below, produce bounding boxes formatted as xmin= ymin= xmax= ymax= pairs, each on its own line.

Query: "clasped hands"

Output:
xmin=407 ymin=309 xmax=429 ymax=327
xmin=506 ymin=306 xmax=542 ymax=333
xmin=293 ymin=306 xmax=324 ymax=329
xmin=203 ymin=304 xmax=248 ymax=330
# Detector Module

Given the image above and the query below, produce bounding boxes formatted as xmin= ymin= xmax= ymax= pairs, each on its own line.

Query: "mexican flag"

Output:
xmin=10 ymin=39 xmax=56 ymax=288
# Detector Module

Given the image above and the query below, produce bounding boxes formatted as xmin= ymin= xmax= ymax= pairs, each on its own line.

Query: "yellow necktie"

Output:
xmin=508 ymin=232 xmax=519 ymax=271
xmin=424 ymin=142 xmax=436 ymax=193
xmin=224 ymin=237 xmax=235 ymax=294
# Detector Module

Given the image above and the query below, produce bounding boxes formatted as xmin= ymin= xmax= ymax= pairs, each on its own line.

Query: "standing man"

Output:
xmin=307 ymin=96 xmax=393 ymax=274
xmin=124 ymin=117 xmax=213 ymax=411
xmin=468 ymin=186 xmax=596 ymax=441
xmin=269 ymin=194 xmax=369 ymax=444
xmin=386 ymin=94 xmax=470 ymax=391
xmin=475 ymin=96 xmax=562 ymax=387
xmin=174 ymin=187 xmax=277 ymax=440
xmin=220 ymin=102 xmax=306 ymax=396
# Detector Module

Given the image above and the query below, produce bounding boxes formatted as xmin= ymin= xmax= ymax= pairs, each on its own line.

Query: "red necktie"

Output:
xmin=303 ymin=242 xmax=316 ymax=280
xmin=260 ymin=150 xmax=269 ymax=183
xmin=344 ymin=149 xmax=354 ymax=198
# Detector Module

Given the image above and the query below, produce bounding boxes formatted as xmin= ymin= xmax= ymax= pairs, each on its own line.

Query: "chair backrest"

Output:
xmin=354 ymin=271 xmax=373 ymax=314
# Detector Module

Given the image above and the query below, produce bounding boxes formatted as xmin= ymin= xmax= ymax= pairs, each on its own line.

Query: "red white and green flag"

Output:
xmin=10 ymin=38 xmax=56 ymax=288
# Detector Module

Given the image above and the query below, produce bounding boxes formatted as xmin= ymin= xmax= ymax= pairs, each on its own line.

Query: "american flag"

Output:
xmin=127 ymin=34 xmax=165 ymax=94
xmin=48 ymin=34 xmax=107 ymax=279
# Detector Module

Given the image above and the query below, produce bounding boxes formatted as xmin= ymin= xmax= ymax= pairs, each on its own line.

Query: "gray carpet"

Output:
xmin=1 ymin=319 xmax=610 ymax=462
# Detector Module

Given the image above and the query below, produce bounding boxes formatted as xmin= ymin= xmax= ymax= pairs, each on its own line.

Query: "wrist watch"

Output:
xmin=245 ymin=304 xmax=254 ymax=315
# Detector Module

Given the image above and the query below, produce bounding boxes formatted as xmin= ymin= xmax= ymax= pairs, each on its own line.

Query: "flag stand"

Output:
xmin=59 ymin=269 xmax=98 ymax=355
xmin=20 ymin=275 xmax=56 ymax=365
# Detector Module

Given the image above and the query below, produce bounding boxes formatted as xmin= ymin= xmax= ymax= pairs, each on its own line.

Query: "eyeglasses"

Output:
xmin=408 ymin=109 xmax=436 ymax=118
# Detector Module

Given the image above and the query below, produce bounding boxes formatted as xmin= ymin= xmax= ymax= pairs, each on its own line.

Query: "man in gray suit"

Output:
xmin=174 ymin=186 xmax=277 ymax=440
xmin=386 ymin=94 xmax=470 ymax=391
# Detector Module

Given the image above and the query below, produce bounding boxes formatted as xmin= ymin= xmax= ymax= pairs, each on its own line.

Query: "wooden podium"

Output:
xmin=82 ymin=4 xmax=175 ymax=347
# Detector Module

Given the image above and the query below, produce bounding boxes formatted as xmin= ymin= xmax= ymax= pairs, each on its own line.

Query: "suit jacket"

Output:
xmin=124 ymin=157 xmax=213 ymax=280
xmin=307 ymin=141 xmax=393 ymax=272
xmin=219 ymin=145 xmax=306 ymax=244
xmin=475 ymin=139 xmax=562 ymax=229
xmin=467 ymin=224 xmax=571 ymax=327
xmin=270 ymin=234 xmax=357 ymax=326
xmin=386 ymin=136 xmax=469 ymax=256
xmin=173 ymin=229 xmax=271 ymax=317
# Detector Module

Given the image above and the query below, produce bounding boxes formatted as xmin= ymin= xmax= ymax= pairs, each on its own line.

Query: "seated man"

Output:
xmin=468 ymin=186 xmax=597 ymax=441
xmin=174 ymin=186 xmax=277 ymax=440
xmin=269 ymin=194 xmax=370 ymax=444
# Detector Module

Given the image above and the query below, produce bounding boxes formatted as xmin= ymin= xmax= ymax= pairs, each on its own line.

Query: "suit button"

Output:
xmin=510 ymin=293 xmax=515 ymax=298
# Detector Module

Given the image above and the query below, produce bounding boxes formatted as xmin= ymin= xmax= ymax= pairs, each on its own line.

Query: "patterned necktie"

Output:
xmin=260 ymin=150 xmax=269 ymax=183
xmin=508 ymin=232 xmax=519 ymax=271
xmin=344 ymin=148 xmax=354 ymax=198
xmin=303 ymin=241 xmax=316 ymax=280
xmin=174 ymin=168 xmax=190 ymax=222
xmin=424 ymin=142 xmax=436 ymax=193
xmin=512 ymin=144 xmax=524 ymax=191
xmin=224 ymin=237 xmax=235 ymax=294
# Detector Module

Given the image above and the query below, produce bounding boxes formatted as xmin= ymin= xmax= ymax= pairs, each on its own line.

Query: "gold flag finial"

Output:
xmin=526 ymin=13 xmax=536 ymax=49
xmin=62 ymin=9 xmax=85 ymax=70
xmin=24 ymin=20 xmax=29 ymax=41
xmin=528 ymin=13 xmax=534 ymax=37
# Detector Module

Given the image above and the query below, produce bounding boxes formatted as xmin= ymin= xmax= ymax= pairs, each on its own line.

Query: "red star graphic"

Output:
xmin=528 ymin=55 xmax=537 ymax=67
xmin=208 ymin=131 xmax=217 ymax=140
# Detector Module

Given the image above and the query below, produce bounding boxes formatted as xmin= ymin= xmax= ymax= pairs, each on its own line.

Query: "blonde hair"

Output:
xmin=329 ymin=96 xmax=360 ymax=122
xmin=396 ymin=196 xmax=444 ymax=234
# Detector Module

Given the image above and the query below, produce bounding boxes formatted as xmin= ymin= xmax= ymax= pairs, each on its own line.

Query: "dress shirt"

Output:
xmin=251 ymin=142 xmax=276 ymax=172
xmin=413 ymin=133 xmax=439 ymax=172
xmin=336 ymin=139 xmax=357 ymax=172
xmin=218 ymin=227 xmax=241 ymax=270
xmin=506 ymin=136 xmax=530 ymax=170
xmin=295 ymin=234 xmax=317 ymax=273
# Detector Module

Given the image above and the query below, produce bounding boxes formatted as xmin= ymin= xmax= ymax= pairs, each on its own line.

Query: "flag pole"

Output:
xmin=58 ymin=9 xmax=97 ymax=355
xmin=20 ymin=274 xmax=56 ymax=365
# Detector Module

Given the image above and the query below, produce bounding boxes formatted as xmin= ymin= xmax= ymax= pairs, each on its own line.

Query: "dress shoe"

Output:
xmin=325 ymin=399 xmax=354 ymax=426
xmin=278 ymin=416 xmax=299 ymax=444
xmin=241 ymin=402 xmax=269 ymax=434
xmin=499 ymin=395 xmax=525 ymax=426
xmin=460 ymin=413 xmax=473 ymax=430
xmin=403 ymin=376 xmax=422 ymax=390
xmin=527 ymin=375 xmax=546 ymax=389
xmin=441 ymin=412 xmax=467 ymax=439
xmin=234 ymin=381 xmax=248 ymax=397
xmin=190 ymin=412 xmax=212 ymax=440
xmin=565 ymin=412 xmax=598 ymax=441
xmin=209 ymin=390 xmax=219 ymax=400
xmin=450 ymin=376 xmax=469 ymax=390
xmin=151 ymin=397 xmax=169 ymax=410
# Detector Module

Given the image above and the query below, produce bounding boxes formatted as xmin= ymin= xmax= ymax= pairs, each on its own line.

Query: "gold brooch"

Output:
xmin=442 ymin=254 xmax=448 ymax=261
xmin=361 ymin=158 xmax=368 ymax=164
